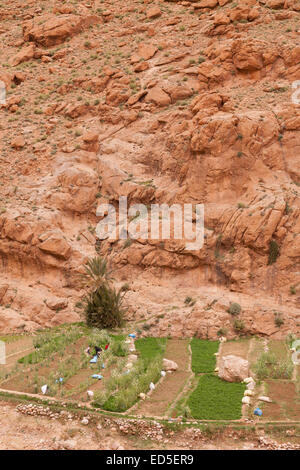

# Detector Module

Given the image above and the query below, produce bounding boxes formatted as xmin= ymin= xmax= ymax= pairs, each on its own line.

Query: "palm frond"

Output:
xmin=81 ymin=256 xmax=114 ymax=289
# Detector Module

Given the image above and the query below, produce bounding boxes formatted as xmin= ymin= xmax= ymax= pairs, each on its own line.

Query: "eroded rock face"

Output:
xmin=0 ymin=0 xmax=299 ymax=335
xmin=218 ymin=355 xmax=249 ymax=382
xmin=47 ymin=158 xmax=100 ymax=213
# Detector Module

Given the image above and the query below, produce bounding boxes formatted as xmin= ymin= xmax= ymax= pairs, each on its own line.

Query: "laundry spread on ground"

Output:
xmin=91 ymin=374 xmax=103 ymax=380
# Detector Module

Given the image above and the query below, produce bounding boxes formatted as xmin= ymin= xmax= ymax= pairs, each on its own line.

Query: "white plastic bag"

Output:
xmin=149 ymin=382 xmax=155 ymax=391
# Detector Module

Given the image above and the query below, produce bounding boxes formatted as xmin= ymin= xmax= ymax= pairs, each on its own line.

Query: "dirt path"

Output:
xmin=0 ymin=400 xmax=128 ymax=450
xmin=0 ymin=388 xmax=58 ymax=402
xmin=132 ymin=339 xmax=190 ymax=418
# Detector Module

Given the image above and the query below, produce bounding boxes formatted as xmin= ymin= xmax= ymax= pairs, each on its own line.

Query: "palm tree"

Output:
xmin=79 ymin=256 xmax=128 ymax=329
xmin=83 ymin=283 xmax=127 ymax=329
xmin=82 ymin=256 xmax=114 ymax=290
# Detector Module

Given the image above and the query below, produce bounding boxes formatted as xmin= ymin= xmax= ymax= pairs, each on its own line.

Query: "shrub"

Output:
xmin=233 ymin=318 xmax=245 ymax=332
xmin=290 ymin=285 xmax=296 ymax=295
xmin=227 ymin=302 xmax=241 ymax=316
xmin=268 ymin=240 xmax=279 ymax=265
xmin=184 ymin=296 xmax=196 ymax=306
xmin=274 ymin=312 xmax=284 ymax=328
xmin=217 ymin=328 xmax=228 ymax=337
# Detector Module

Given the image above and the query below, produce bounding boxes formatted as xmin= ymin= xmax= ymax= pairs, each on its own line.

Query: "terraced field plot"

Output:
xmin=190 ymin=338 xmax=219 ymax=373
xmin=97 ymin=337 xmax=167 ymax=412
xmin=261 ymin=380 xmax=300 ymax=421
xmin=0 ymin=325 xmax=129 ymax=398
xmin=252 ymin=339 xmax=299 ymax=422
xmin=220 ymin=338 xmax=251 ymax=361
xmin=0 ymin=336 xmax=34 ymax=374
xmin=0 ymin=327 xmax=169 ymax=412
xmin=177 ymin=339 xmax=245 ymax=420
xmin=132 ymin=338 xmax=190 ymax=418
xmin=0 ymin=327 xmax=299 ymax=423
xmin=187 ymin=374 xmax=245 ymax=420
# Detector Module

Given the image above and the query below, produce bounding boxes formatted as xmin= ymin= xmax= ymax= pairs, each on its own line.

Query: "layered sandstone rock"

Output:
xmin=0 ymin=0 xmax=299 ymax=335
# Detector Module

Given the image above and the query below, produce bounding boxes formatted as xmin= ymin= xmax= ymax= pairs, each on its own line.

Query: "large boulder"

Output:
xmin=38 ymin=230 xmax=72 ymax=260
xmin=145 ymin=87 xmax=171 ymax=107
xmin=218 ymin=355 xmax=249 ymax=382
xmin=163 ymin=358 xmax=178 ymax=371
xmin=22 ymin=14 xmax=100 ymax=47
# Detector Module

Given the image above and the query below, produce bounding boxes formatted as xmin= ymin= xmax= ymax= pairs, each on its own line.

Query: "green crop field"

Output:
xmin=135 ymin=337 xmax=167 ymax=364
xmin=190 ymin=338 xmax=219 ymax=373
xmin=187 ymin=374 xmax=246 ymax=420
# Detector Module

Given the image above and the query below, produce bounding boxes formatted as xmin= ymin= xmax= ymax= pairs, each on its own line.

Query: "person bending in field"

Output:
xmin=95 ymin=346 xmax=102 ymax=357
xmin=85 ymin=346 xmax=91 ymax=356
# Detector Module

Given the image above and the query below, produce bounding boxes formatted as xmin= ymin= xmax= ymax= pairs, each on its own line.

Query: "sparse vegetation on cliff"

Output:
xmin=228 ymin=303 xmax=241 ymax=316
xmin=268 ymin=240 xmax=280 ymax=265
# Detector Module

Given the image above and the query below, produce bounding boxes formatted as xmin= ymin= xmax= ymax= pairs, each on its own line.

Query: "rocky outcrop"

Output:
xmin=38 ymin=230 xmax=72 ymax=260
xmin=22 ymin=14 xmax=101 ymax=46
